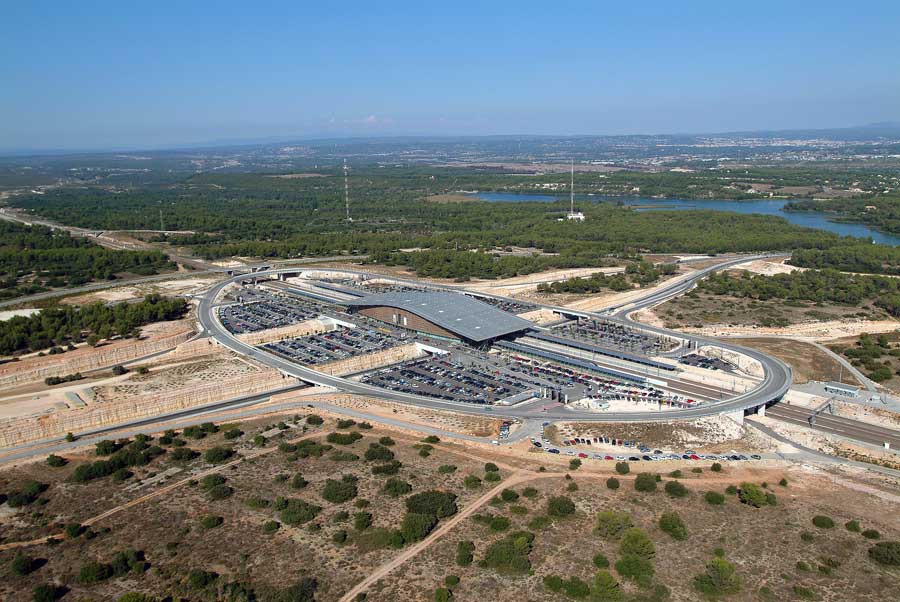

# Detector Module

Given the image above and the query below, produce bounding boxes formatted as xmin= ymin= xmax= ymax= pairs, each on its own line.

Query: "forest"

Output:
xmin=0 ymin=221 xmax=174 ymax=301
xmin=0 ymin=294 xmax=187 ymax=355
xmin=698 ymin=269 xmax=900 ymax=318
xmin=7 ymin=167 xmax=891 ymax=281
xmin=789 ymin=244 xmax=900 ymax=275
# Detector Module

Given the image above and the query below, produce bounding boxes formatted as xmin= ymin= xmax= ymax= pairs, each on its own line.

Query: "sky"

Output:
xmin=2 ymin=0 xmax=900 ymax=151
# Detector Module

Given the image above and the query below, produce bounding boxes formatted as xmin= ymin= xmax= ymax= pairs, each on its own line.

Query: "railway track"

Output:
xmin=767 ymin=404 xmax=900 ymax=449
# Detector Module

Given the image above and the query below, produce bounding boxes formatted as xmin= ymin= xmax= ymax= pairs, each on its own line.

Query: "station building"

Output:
xmin=346 ymin=291 xmax=533 ymax=345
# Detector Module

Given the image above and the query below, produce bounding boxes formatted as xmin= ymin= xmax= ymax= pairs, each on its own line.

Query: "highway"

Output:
xmin=198 ymin=258 xmax=793 ymax=422
xmin=766 ymin=404 xmax=900 ymax=449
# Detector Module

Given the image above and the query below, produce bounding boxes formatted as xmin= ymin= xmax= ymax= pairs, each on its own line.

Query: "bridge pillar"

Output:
xmin=756 ymin=404 xmax=766 ymax=417
xmin=726 ymin=410 xmax=744 ymax=425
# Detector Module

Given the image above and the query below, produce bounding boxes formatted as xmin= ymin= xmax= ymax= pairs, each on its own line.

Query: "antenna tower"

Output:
xmin=344 ymin=159 xmax=351 ymax=222
xmin=569 ymin=159 xmax=575 ymax=216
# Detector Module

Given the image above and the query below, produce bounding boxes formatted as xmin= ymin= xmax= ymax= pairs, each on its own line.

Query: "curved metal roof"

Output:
xmin=348 ymin=291 xmax=533 ymax=342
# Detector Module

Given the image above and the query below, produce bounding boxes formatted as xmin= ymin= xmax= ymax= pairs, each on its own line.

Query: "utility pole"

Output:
xmin=159 ymin=209 xmax=164 ymax=232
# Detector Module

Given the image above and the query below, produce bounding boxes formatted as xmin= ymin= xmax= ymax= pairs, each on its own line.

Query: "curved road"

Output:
xmin=198 ymin=258 xmax=792 ymax=422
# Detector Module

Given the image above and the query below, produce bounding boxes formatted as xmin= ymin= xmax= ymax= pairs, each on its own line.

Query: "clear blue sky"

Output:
xmin=2 ymin=0 xmax=899 ymax=150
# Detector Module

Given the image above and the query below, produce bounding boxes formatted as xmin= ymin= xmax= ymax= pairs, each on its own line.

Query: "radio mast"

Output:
xmin=344 ymin=159 xmax=352 ymax=222
xmin=570 ymin=159 xmax=575 ymax=216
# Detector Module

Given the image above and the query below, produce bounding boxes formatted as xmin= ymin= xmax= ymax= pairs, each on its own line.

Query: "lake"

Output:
xmin=469 ymin=192 xmax=900 ymax=246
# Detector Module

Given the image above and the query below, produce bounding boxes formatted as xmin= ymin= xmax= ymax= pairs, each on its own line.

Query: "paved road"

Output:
xmin=766 ymin=404 xmax=900 ymax=449
xmin=198 ymin=259 xmax=793 ymax=422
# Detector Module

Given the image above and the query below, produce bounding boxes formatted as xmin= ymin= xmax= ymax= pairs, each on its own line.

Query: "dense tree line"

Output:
xmin=698 ymin=269 xmax=900 ymax=317
xmin=790 ymin=244 xmax=900 ymax=275
xmin=0 ymin=294 xmax=187 ymax=355
xmin=0 ymin=221 xmax=174 ymax=301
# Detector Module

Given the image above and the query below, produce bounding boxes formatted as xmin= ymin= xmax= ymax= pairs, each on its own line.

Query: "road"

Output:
xmin=766 ymin=404 xmax=900 ymax=449
xmin=197 ymin=259 xmax=793 ymax=422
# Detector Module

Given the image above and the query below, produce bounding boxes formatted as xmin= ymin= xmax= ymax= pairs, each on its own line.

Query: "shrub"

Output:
xmin=484 ymin=471 xmax=501 ymax=482
xmin=659 ymin=512 xmax=688 ymax=541
xmin=592 ymin=570 xmax=621 ymax=602
xmin=500 ymin=488 xmax=520 ymax=503
xmin=322 ymin=476 xmax=358 ymax=503
xmin=291 ymin=473 xmax=309 ymax=489
xmin=434 ymin=588 xmax=452 ymax=602
xmin=201 ymin=474 xmax=226 ymax=490
xmin=779 ymin=477 xmax=788 ymax=487
xmin=765 ymin=492 xmax=777 ymax=506
xmin=593 ymin=552 xmax=610 ymax=568
xmin=569 ymin=458 xmax=582 ymax=470
xmin=862 ymin=529 xmax=881 ymax=540
xmin=605 ymin=477 xmax=620 ymax=490
xmin=327 ymin=432 xmax=363 ymax=445
xmin=188 ymin=569 xmax=218 ymax=589
xmin=7 ymin=481 xmax=47 ymax=507
xmin=664 ymin=480 xmax=688 ymax=498
xmin=484 ymin=462 xmax=499 ymax=473
xmin=705 ymin=491 xmax=725 ymax=505
xmin=383 ymin=478 xmax=413 ymax=497
xmin=692 ymin=467 xmax=703 ymax=473
xmin=379 ymin=436 xmax=395 ymax=446
xmin=46 ymin=455 xmax=67 ymax=467
xmin=263 ymin=520 xmax=280 ymax=534
xmin=796 ymin=561 xmax=810 ymax=572
xmin=11 ymin=552 xmax=37 ymax=576
xmin=444 ymin=574 xmax=460 ymax=587
xmin=562 ymin=576 xmax=591 ymax=598
xmin=869 ymin=541 xmax=900 ymax=566
xmin=330 ymin=451 xmax=360 ymax=461
xmin=170 ymin=447 xmax=198 ymax=462
xmin=438 ymin=464 xmax=457 ymax=474
xmin=78 ymin=560 xmax=113 ymax=584
xmin=223 ymin=428 xmax=243 ymax=440
xmin=615 ymin=554 xmax=654 ymax=585
xmin=845 ymin=520 xmax=861 ymax=532
xmin=306 ymin=415 xmax=324 ymax=425
xmin=33 ymin=584 xmax=66 ymax=602
xmin=364 ymin=443 xmax=394 ymax=462
xmin=547 ymin=495 xmax=576 ymax=517
xmin=567 ymin=481 xmax=579 ymax=492
xmin=800 ymin=531 xmax=815 ymax=543
xmin=401 ymin=512 xmax=438 ymax=542
xmin=812 ymin=515 xmax=835 ymax=529
xmin=207 ymin=484 xmax=233 ymax=500
xmin=614 ymin=462 xmax=630 ymax=475
xmin=725 ymin=485 xmax=738 ymax=495
xmin=337 ymin=419 xmax=357 ymax=429
xmin=280 ymin=499 xmax=322 ymax=525
xmin=522 ymin=486 xmax=539 ymax=498
xmin=422 ymin=435 xmax=440 ymax=444
xmin=354 ymin=512 xmax=373 ymax=531
xmin=203 ymin=447 xmax=233 ymax=464
xmin=529 ymin=515 xmax=551 ymax=530
xmin=406 ymin=491 xmax=458 ymax=518
xmin=464 ymin=475 xmax=482 ymax=488
xmin=456 ymin=540 xmax=475 ymax=566
xmin=694 ymin=556 xmax=741 ymax=596
xmin=543 ymin=575 xmax=564 ymax=592
xmin=370 ymin=460 xmax=402 ymax=475
xmin=711 ymin=462 xmax=722 ymax=472
xmin=669 ymin=470 xmax=683 ymax=478
xmin=634 ymin=473 xmax=657 ymax=492
xmin=595 ymin=511 xmax=634 ymax=540
xmin=200 ymin=515 xmax=223 ymax=529
xmin=480 ymin=531 xmax=535 ymax=575
xmin=792 ymin=585 xmax=816 ymax=600
xmin=620 ymin=528 xmax=655 ymax=560
xmin=738 ymin=483 xmax=768 ymax=507
xmin=489 ymin=516 xmax=511 ymax=532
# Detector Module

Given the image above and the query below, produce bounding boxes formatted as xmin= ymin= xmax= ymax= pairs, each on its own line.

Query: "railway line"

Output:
xmin=766 ymin=404 xmax=900 ymax=449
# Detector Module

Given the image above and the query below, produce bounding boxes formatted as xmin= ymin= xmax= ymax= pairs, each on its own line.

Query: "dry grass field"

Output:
xmin=0 ymin=411 xmax=898 ymax=602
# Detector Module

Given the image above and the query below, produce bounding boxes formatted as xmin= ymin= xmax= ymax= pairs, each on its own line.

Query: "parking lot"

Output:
xmin=552 ymin=318 xmax=675 ymax=354
xmin=680 ymin=353 xmax=735 ymax=372
xmin=465 ymin=295 xmax=536 ymax=314
xmin=218 ymin=289 xmax=328 ymax=334
xmin=263 ymin=327 xmax=402 ymax=366
xmin=360 ymin=356 xmax=536 ymax=404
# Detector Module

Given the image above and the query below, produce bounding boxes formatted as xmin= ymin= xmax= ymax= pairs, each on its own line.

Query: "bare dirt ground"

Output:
xmin=425 ymin=194 xmax=479 ymax=203
xmin=60 ymin=275 xmax=222 ymax=305
xmin=642 ymin=291 xmax=897 ymax=338
xmin=730 ymin=338 xmax=862 ymax=386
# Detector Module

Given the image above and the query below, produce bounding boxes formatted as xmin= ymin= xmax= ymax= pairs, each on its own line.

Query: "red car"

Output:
xmin=578 ymin=453 xmax=588 ymax=459
xmin=689 ymin=454 xmax=700 ymax=460
xmin=604 ymin=455 xmax=614 ymax=461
